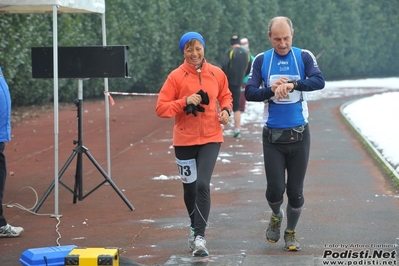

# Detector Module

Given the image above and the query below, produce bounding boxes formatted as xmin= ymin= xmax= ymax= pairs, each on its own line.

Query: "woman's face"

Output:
xmin=183 ymin=40 xmax=204 ymax=67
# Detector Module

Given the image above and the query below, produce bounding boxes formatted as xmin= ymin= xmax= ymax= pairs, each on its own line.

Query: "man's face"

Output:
xmin=268 ymin=21 xmax=293 ymax=56
xmin=183 ymin=40 xmax=204 ymax=67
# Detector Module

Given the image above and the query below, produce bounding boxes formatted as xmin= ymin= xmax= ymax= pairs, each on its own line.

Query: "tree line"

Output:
xmin=0 ymin=0 xmax=397 ymax=106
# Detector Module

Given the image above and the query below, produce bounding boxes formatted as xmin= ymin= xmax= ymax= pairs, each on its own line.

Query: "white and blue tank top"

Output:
xmin=261 ymin=47 xmax=307 ymax=128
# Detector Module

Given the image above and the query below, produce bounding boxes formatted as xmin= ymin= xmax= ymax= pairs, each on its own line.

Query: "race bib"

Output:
xmin=269 ymin=74 xmax=303 ymax=104
xmin=176 ymin=158 xmax=197 ymax=184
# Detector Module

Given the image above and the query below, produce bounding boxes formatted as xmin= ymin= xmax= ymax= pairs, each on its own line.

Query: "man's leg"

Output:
xmin=239 ymin=89 xmax=246 ymax=112
xmin=262 ymin=128 xmax=287 ymax=243
xmin=0 ymin=142 xmax=24 ymax=237
xmin=0 ymin=142 xmax=7 ymax=226
xmin=231 ymin=85 xmax=241 ymax=137
xmin=283 ymin=124 xmax=310 ymax=251
xmin=233 ymin=110 xmax=241 ymax=136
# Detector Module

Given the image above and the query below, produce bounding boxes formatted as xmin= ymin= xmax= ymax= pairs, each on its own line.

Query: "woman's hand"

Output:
xmin=219 ymin=110 xmax=230 ymax=125
xmin=186 ymin=93 xmax=202 ymax=105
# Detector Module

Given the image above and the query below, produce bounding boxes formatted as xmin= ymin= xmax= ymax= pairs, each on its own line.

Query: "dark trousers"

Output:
xmin=229 ymin=84 xmax=241 ymax=112
xmin=0 ymin=142 xmax=7 ymax=226
xmin=175 ymin=143 xmax=221 ymax=237
xmin=262 ymin=124 xmax=310 ymax=208
xmin=239 ymin=85 xmax=246 ymax=112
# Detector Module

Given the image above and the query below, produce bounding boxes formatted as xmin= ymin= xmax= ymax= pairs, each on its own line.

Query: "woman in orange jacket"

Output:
xmin=155 ymin=31 xmax=232 ymax=257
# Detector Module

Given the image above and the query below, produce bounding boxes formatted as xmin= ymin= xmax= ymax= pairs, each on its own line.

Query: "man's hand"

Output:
xmin=271 ymin=77 xmax=288 ymax=92
xmin=272 ymin=77 xmax=295 ymax=101
xmin=274 ymin=83 xmax=293 ymax=100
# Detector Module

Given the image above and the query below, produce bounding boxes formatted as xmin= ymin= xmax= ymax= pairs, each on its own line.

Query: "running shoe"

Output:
xmin=192 ymin=236 xmax=209 ymax=257
xmin=0 ymin=224 xmax=24 ymax=237
xmin=233 ymin=132 xmax=241 ymax=138
xmin=284 ymin=229 xmax=301 ymax=251
xmin=188 ymin=227 xmax=195 ymax=251
xmin=266 ymin=209 xmax=284 ymax=243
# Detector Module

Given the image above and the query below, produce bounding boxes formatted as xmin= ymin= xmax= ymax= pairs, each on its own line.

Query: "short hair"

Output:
xmin=267 ymin=16 xmax=294 ymax=35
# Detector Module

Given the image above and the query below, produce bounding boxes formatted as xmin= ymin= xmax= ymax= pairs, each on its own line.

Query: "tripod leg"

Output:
xmin=84 ymin=150 xmax=134 ymax=210
xmin=33 ymin=150 xmax=78 ymax=213
xmin=32 ymin=179 xmax=56 ymax=213
xmin=73 ymin=151 xmax=84 ymax=203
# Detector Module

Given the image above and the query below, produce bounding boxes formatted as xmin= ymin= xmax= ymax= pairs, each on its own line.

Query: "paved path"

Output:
xmin=1 ymin=95 xmax=398 ymax=265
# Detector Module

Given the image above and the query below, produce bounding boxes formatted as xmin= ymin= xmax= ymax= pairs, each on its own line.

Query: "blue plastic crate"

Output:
xmin=19 ymin=245 xmax=77 ymax=266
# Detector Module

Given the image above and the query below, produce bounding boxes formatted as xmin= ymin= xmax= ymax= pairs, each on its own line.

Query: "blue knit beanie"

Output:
xmin=179 ymin=32 xmax=205 ymax=52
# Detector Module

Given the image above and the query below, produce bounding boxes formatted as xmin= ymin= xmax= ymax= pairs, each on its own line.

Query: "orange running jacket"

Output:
xmin=156 ymin=59 xmax=233 ymax=146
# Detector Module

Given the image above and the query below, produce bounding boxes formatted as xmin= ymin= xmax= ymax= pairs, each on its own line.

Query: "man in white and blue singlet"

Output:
xmin=245 ymin=16 xmax=325 ymax=251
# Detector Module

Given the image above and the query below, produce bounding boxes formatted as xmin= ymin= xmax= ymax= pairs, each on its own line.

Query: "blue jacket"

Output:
xmin=0 ymin=67 xmax=11 ymax=142
xmin=245 ymin=47 xmax=325 ymax=128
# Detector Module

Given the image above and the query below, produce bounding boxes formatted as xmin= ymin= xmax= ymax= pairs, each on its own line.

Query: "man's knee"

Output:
xmin=287 ymin=191 xmax=304 ymax=208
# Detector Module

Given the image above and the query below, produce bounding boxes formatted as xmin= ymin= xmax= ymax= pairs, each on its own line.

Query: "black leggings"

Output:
xmin=262 ymin=124 xmax=310 ymax=208
xmin=174 ymin=143 xmax=221 ymax=237
xmin=229 ymin=84 xmax=241 ymax=112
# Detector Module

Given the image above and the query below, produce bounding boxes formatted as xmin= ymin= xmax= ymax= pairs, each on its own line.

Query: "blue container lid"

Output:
xmin=19 ymin=245 xmax=77 ymax=266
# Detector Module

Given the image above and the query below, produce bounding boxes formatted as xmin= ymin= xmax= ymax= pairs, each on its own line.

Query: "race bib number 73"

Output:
xmin=176 ymin=158 xmax=197 ymax=184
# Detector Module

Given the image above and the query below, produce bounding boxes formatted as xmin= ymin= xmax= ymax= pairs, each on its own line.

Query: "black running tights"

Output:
xmin=262 ymin=124 xmax=310 ymax=208
xmin=175 ymin=143 xmax=221 ymax=237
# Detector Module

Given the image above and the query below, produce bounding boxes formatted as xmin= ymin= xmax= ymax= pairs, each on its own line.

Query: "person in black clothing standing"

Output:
xmin=221 ymin=35 xmax=252 ymax=138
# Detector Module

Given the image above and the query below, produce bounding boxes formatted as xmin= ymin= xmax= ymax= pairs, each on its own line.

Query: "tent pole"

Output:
xmin=52 ymin=5 xmax=60 ymax=217
xmin=102 ymin=13 xmax=111 ymax=178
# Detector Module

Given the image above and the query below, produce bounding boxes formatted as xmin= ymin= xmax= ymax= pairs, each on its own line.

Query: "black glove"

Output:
xmin=196 ymin=105 xmax=205 ymax=112
xmin=197 ymin=89 xmax=209 ymax=105
xmin=183 ymin=90 xmax=208 ymax=117
xmin=184 ymin=104 xmax=196 ymax=116
xmin=184 ymin=104 xmax=205 ymax=117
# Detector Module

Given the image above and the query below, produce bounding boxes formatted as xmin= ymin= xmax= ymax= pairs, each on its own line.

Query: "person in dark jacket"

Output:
xmin=239 ymin=37 xmax=255 ymax=113
xmin=221 ymin=35 xmax=252 ymax=138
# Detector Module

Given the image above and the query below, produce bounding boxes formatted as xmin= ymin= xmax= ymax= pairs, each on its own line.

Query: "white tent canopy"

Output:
xmin=0 ymin=0 xmax=104 ymax=13
xmin=0 ymin=0 xmax=108 ymax=216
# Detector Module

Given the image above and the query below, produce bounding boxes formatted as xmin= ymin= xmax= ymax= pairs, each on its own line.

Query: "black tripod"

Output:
xmin=33 ymin=79 xmax=134 ymax=213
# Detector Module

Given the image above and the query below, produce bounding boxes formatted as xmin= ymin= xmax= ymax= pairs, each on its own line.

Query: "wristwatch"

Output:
xmin=288 ymin=80 xmax=298 ymax=92
xmin=222 ymin=107 xmax=231 ymax=116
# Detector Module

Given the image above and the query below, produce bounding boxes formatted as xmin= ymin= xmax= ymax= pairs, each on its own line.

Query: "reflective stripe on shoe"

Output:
xmin=188 ymin=227 xmax=195 ymax=251
xmin=192 ymin=236 xmax=209 ymax=257
xmin=284 ymin=229 xmax=301 ymax=251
